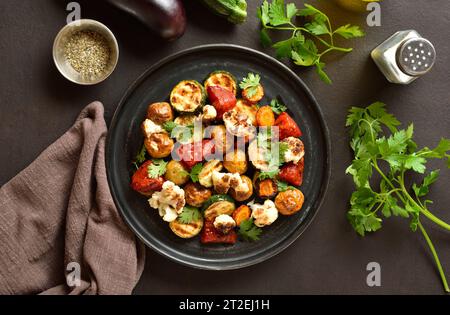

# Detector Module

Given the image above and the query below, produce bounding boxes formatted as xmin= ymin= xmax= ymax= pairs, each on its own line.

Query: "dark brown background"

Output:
xmin=1 ymin=0 xmax=449 ymax=294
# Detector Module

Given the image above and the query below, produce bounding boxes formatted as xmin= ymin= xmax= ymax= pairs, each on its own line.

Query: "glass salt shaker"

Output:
xmin=371 ymin=30 xmax=436 ymax=84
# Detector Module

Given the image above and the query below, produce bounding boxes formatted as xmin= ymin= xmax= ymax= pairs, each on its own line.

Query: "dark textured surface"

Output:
xmin=0 ymin=0 xmax=449 ymax=294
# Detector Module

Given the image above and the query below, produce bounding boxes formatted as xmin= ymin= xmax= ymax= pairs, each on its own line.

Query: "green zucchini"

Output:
xmin=202 ymin=0 xmax=247 ymax=24
xmin=204 ymin=201 xmax=236 ymax=221
xmin=204 ymin=70 xmax=238 ymax=96
xmin=202 ymin=194 xmax=234 ymax=212
xmin=170 ymin=80 xmax=206 ymax=113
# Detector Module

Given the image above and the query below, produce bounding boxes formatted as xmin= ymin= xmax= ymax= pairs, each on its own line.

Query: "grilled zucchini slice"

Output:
xmin=202 ymin=194 xmax=234 ymax=211
xmin=169 ymin=216 xmax=204 ymax=239
xmin=204 ymin=200 xmax=236 ymax=221
xmin=170 ymin=80 xmax=206 ymax=113
xmin=198 ymin=159 xmax=223 ymax=188
xmin=204 ymin=71 xmax=238 ymax=96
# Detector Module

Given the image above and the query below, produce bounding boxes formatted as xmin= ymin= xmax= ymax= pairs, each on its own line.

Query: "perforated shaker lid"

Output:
xmin=397 ymin=37 xmax=436 ymax=77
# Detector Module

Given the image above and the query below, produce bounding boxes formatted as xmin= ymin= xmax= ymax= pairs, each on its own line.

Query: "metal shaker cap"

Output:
xmin=397 ymin=37 xmax=436 ymax=77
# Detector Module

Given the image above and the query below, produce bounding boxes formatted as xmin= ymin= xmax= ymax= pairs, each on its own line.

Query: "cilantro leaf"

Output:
xmin=133 ymin=144 xmax=147 ymax=170
xmin=269 ymin=99 xmax=287 ymax=114
xmin=239 ymin=73 xmax=261 ymax=98
xmin=277 ymin=180 xmax=296 ymax=192
xmin=315 ymin=62 xmax=332 ymax=85
xmin=260 ymin=28 xmax=272 ymax=47
xmin=147 ymin=159 xmax=168 ymax=179
xmin=258 ymin=169 xmax=280 ymax=180
xmin=413 ymin=170 xmax=440 ymax=198
xmin=190 ymin=163 xmax=203 ymax=183
xmin=267 ymin=0 xmax=290 ymax=26
xmin=291 ymin=39 xmax=318 ymax=66
xmin=334 ymin=24 xmax=365 ymax=39
xmin=238 ymin=218 xmax=262 ymax=241
xmin=305 ymin=20 xmax=329 ymax=36
xmin=178 ymin=206 xmax=202 ymax=224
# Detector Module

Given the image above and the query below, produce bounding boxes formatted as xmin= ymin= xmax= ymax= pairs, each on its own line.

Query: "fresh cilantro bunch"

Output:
xmin=346 ymin=102 xmax=450 ymax=292
xmin=258 ymin=0 xmax=365 ymax=84
xmin=239 ymin=73 xmax=261 ymax=98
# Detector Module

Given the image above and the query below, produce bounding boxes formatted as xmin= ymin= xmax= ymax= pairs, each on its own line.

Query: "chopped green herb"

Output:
xmin=190 ymin=163 xmax=203 ymax=183
xmin=133 ymin=144 xmax=147 ymax=170
xmin=239 ymin=73 xmax=261 ymax=98
xmin=238 ymin=218 xmax=262 ymax=241
xmin=269 ymin=99 xmax=287 ymax=115
xmin=178 ymin=206 xmax=202 ymax=224
xmin=147 ymin=159 xmax=168 ymax=179
xmin=276 ymin=180 xmax=297 ymax=192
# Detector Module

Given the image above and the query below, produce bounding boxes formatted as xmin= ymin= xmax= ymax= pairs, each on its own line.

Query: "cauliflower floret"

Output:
xmin=282 ymin=137 xmax=305 ymax=164
xmin=223 ymin=110 xmax=256 ymax=138
xmin=201 ymin=105 xmax=217 ymax=121
xmin=250 ymin=200 xmax=279 ymax=227
xmin=213 ymin=214 xmax=236 ymax=234
xmin=149 ymin=181 xmax=185 ymax=222
xmin=143 ymin=118 xmax=166 ymax=138
xmin=211 ymin=171 xmax=249 ymax=195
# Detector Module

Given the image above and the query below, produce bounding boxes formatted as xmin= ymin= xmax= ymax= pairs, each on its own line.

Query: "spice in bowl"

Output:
xmin=64 ymin=30 xmax=111 ymax=78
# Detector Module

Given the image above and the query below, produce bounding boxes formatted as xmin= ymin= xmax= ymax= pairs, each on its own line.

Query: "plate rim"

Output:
xmin=106 ymin=44 xmax=331 ymax=270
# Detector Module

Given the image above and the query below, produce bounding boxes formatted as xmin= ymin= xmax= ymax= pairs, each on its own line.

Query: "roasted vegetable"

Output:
xmin=232 ymin=205 xmax=251 ymax=226
xmin=256 ymin=105 xmax=275 ymax=127
xmin=174 ymin=114 xmax=196 ymax=126
xmin=240 ymin=73 xmax=264 ymax=103
xmin=184 ymin=182 xmax=212 ymax=207
xmin=175 ymin=139 xmax=215 ymax=169
xmin=170 ymin=80 xmax=206 ymax=112
xmin=165 ymin=160 xmax=189 ymax=186
xmin=200 ymin=219 xmax=238 ymax=244
xmin=144 ymin=132 xmax=174 ymax=158
xmin=204 ymin=71 xmax=238 ymax=96
xmin=274 ymin=112 xmax=302 ymax=140
xmin=204 ymin=200 xmax=236 ymax=221
xmin=229 ymin=175 xmax=253 ymax=202
xmin=209 ymin=125 xmax=233 ymax=154
xmin=146 ymin=102 xmax=174 ymax=124
xmin=130 ymin=160 xmax=164 ymax=196
xmin=257 ymin=178 xmax=278 ymax=199
xmin=106 ymin=0 xmax=186 ymax=40
xmin=198 ymin=159 xmax=223 ymax=188
xmin=169 ymin=216 xmax=203 ymax=238
xmin=234 ymin=99 xmax=258 ymax=126
xmin=207 ymin=86 xmax=237 ymax=119
xmin=201 ymin=0 xmax=247 ymax=24
xmin=202 ymin=194 xmax=234 ymax=212
xmin=223 ymin=149 xmax=247 ymax=174
xmin=278 ymin=159 xmax=304 ymax=186
xmin=275 ymin=189 xmax=304 ymax=216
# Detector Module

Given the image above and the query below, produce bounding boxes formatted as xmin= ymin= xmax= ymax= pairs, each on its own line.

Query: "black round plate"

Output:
xmin=106 ymin=44 xmax=330 ymax=270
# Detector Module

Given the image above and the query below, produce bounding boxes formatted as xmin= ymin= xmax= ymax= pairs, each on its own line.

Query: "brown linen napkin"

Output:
xmin=0 ymin=101 xmax=145 ymax=295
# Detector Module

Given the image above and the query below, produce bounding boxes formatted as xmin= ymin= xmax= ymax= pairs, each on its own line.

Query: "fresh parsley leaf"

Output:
xmin=163 ymin=121 xmax=177 ymax=133
xmin=133 ymin=144 xmax=147 ymax=169
xmin=239 ymin=73 xmax=261 ymax=98
xmin=258 ymin=1 xmax=364 ymax=84
xmin=147 ymin=159 xmax=168 ymax=179
xmin=258 ymin=169 xmax=280 ymax=180
xmin=277 ymin=180 xmax=296 ymax=192
xmin=190 ymin=163 xmax=203 ymax=183
xmin=334 ymin=24 xmax=365 ymax=39
xmin=238 ymin=218 xmax=262 ymax=241
xmin=178 ymin=206 xmax=202 ymax=224
xmin=346 ymin=102 xmax=450 ymax=292
xmin=269 ymin=99 xmax=287 ymax=114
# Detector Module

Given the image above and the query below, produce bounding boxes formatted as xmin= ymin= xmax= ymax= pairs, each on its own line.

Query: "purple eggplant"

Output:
xmin=106 ymin=0 xmax=186 ymax=40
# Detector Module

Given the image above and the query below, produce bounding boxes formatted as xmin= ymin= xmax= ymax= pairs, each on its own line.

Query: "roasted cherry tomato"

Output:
xmin=176 ymin=139 xmax=216 ymax=169
xmin=274 ymin=112 xmax=302 ymax=140
xmin=278 ymin=159 xmax=304 ymax=186
xmin=207 ymin=85 xmax=237 ymax=119
xmin=200 ymin=219 xmax=237 ymax=244
xmin=130 ymin=161 xmax=164 ymax=196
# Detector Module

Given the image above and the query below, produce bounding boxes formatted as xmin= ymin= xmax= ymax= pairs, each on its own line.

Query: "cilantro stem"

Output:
xmin=418 ymin=221 xmax=450 ymax=293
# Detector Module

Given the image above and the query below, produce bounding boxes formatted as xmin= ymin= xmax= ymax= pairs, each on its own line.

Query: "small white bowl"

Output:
xmin=53 ymin=19 xmax=119 ymax=85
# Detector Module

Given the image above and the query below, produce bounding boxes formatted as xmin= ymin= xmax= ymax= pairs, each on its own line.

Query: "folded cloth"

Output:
xmin=0 ymin=102 xmax=145 ymax=295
